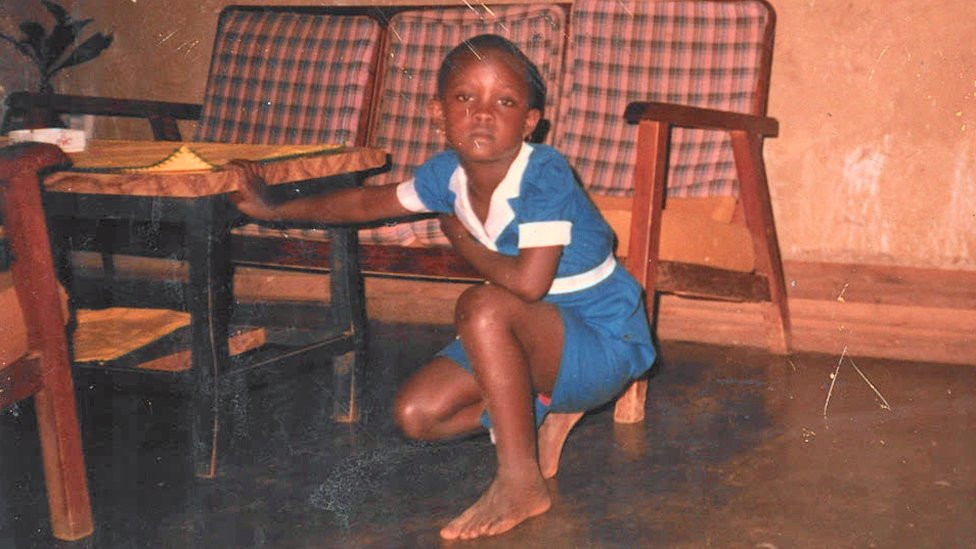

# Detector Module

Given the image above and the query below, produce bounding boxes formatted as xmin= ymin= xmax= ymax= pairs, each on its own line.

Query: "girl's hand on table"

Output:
xmin=226 ymin=159 xmax=276 ymax=220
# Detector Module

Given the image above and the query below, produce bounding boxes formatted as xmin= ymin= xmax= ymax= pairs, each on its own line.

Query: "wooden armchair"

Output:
xmin=0 ymin=142 xmax=93 ymax=541
xmin=555 ymin=0 xmax=789 ymax=422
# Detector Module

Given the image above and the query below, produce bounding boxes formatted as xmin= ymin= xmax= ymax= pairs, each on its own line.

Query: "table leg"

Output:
xmin=185 ymin=198 xmax=234 ymax=478
xmin=46 ymin=217 xmax=76 ymax=306
xmin=95 ymin=220 xmax=117 ymax=307
xmin=329 ymin=226 xmax=366 ymax=423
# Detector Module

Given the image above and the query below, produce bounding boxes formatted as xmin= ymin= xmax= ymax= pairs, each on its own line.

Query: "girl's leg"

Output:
xmin=392 ymin=347 xmax=584 ymax=478
xmin=537 ymin=411 xmax=585 ymax=478
xmin=440 ymin=284 xmax=564 ymax=540
xmin=393 ymin=356 xmax=484 ymax=441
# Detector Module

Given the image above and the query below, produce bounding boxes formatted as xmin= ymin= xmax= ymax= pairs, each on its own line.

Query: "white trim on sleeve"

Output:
xmin=396 ymin=178 xmax=430 ymax=213
xmin=518 ymin=221 xmax=572 ymax=248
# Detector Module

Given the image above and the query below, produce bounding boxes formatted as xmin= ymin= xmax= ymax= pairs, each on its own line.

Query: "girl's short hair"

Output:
xmin=436 ymin=34 xmax=547 ymax=113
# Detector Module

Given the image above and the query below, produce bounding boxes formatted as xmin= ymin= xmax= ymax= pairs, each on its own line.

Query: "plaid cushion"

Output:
xmin=360 ymin=4 xmax=567 ymax=246
xmin=196 ymin=10 xmax=381 ymax=146
xmin=555 ymin=0 xmax=772 ymax=198
xmin=196 ymin=9 xmax=382 ymax=241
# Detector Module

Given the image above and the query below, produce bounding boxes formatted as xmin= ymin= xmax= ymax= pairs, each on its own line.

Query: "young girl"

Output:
xmin=230 ymin=34 xmax=655 ymax=540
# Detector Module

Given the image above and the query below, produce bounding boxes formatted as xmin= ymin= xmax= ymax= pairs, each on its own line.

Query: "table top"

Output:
xmin=1 ymin=138 xmax=387 ymax=198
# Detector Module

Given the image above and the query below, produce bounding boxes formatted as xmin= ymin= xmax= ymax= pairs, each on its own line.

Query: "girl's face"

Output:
xmin=431 ymin=50 xmax=542 ymax=169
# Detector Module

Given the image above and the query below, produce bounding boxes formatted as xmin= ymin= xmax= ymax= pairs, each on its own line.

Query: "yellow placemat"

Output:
xmin=122 ymin=145 xmax=216 ymax=173
xmin=72 ymin=307 xmax=190 ymax=362
xmin=69 ymin=141 xmax=344 ymax=173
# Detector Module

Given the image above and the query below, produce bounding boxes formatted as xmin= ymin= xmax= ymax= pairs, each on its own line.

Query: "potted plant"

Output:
xmin=1 ymin=0 xmax=112 ymax=127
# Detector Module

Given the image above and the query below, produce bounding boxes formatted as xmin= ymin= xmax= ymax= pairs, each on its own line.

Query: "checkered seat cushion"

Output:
xmin=198 ymin=9 xmax=383 ymax=241
xmin=197 ymin=9 xmax=380 ymax=145
xmin=554 ymin=0 xmax=773 ymax=199
xmin=360 ymin=4 xmax=567 ymax=247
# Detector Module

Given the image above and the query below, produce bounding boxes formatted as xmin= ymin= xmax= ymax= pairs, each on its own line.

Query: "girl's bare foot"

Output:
xmin=537 ymin=411 xmax=584 ymax=479
xmin=439 ymin=472 xmax=551 ymax=540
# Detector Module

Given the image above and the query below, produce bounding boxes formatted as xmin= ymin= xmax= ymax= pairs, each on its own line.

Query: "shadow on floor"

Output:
xmin=2 ymin=322 xmax=974 ymax=548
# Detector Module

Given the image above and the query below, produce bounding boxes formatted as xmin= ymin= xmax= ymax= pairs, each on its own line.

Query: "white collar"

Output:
xmin=449 ymin=142 xmax=533 ymax=251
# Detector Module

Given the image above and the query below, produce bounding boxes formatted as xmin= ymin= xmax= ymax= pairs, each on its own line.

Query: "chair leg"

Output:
xmin=614 ymin=120 xmax=670 ymax=424
xmin=762 ymin=301 xmax=790 ymax=355
xmin=1 ymin=143 xmax=93 ymax=540
xmin=34 ymin=375 xmax=94 ymax=541
xmin=613 ymin=379 xmax=647 ymax=424
xmin=730 ymin=130 xmax=792 ymax=354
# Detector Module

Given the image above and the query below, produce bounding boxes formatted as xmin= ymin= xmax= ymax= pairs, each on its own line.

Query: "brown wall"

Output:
xmin=767 ymin=0 xmax=976 ymax=271
xmin=0 ymin=3 xmax=47 ymax=100
xmin=3 ymin=0 xmax=974 ymax=271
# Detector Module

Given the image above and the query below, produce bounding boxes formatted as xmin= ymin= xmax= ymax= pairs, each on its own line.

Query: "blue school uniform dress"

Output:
xmin=396 ymin=142 xmax=655 ymax=427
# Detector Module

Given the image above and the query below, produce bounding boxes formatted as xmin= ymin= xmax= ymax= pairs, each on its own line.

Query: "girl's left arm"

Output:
xmin=440 ymin=214 xmax=559 ymax=302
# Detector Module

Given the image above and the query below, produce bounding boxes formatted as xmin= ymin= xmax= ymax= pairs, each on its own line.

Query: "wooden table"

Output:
xmin=15 ymin=138 xmax=387 ymax=478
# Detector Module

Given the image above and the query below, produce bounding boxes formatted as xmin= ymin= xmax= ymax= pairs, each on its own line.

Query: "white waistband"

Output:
xmin=547 ymin=254 xmax=617 ymax=295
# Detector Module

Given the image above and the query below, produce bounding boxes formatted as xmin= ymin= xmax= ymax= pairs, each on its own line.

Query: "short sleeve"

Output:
xmin=396 ymin=179 xmax=429 ymax=213
xmin=402 ymin=151 xmax=458 ymax=214
xmin=517 ymin=151 xmax=577 ymax=249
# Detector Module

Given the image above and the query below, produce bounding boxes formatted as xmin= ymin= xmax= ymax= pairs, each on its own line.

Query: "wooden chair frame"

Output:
xmin=613 ymin=101 xmax=790 ymax=423
xmin=0 ymin=142 xmax=93 ymax=541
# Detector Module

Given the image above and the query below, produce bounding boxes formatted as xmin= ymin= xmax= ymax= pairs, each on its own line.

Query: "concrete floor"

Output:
xmin=1 ymin=322 xmax=974 ymax=548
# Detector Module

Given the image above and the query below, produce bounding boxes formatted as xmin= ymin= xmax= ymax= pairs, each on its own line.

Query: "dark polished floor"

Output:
xmin=2 ymin=322 xmax=974 ymax=548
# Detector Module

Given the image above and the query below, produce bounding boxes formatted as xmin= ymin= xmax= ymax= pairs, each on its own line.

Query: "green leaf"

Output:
xmin=17 ymin=21 xmax=46 ymax=64
xmin=40 ymin=0 xmax=70 ymax=25
xmin=0 ymin=32 xmax=35 ymax=60
xmin=46 ymin=32 xmax=112 ymax=75
xmin=45 ymin=18 xmax=92 ymax=63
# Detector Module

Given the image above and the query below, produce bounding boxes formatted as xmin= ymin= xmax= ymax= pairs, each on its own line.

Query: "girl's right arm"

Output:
xmin=227 ymin=159 xmax=412 ymax=224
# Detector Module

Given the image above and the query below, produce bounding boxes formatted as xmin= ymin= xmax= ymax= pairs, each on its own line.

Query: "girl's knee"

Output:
xmin=392 ymin=390 xmax=433 ymax=440
xmin=454 ymin=284 xmax=518 ymax=332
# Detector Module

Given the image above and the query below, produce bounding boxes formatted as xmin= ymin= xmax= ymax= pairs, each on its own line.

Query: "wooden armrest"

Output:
xmin=3 ymin=91 xmax=202 ymax=141
xmin=4 ymin=92 xmax=201 ymax=121
xmin=624 ymin=101 xmax=778 ymax=137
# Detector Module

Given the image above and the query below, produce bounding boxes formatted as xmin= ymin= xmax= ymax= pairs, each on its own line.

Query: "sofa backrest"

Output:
xmin=361 ymin=4 xmax=568 ymax=245
xmin=367 ymin=4 xmax=567 ymax=184
xmin=205 ymin=1 xmax=773 ymax=249
xmin=554 ymin=0 xmax=774 ymax=198
xmin=195 ymin=8 xmax=383 ymax=146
